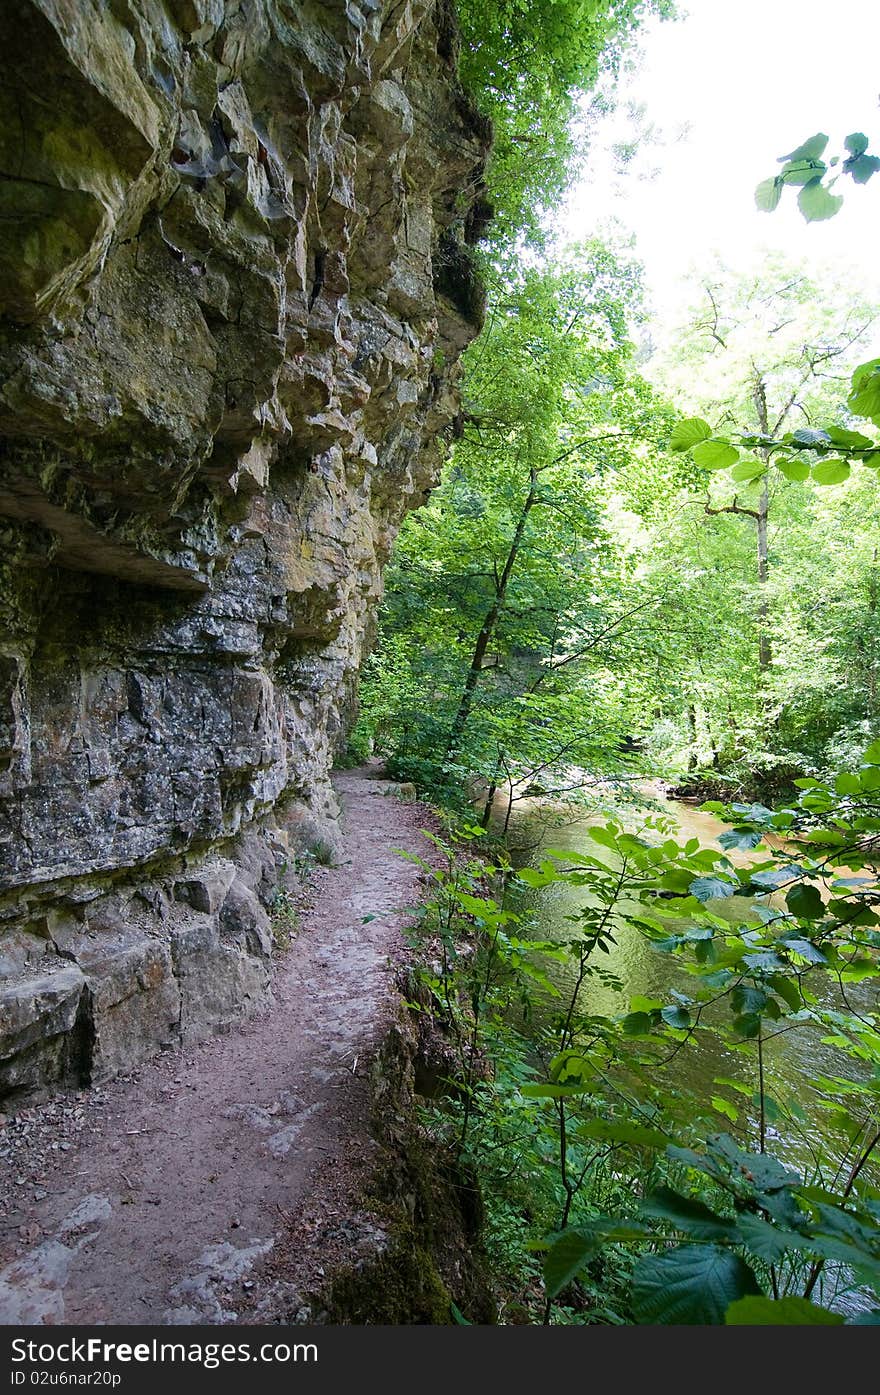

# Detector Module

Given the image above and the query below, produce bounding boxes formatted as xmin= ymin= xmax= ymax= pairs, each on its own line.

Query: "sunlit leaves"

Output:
xmin=811 ymin=457 xmax=850 ymax=485
xmin=780 ymin=133 xmax=830 ymax=165
xmin=669 ymin=417 xmax=712 ymax=452
xmin=754 ymin=177 xmax=782 ymax=212
xmin=797 ymin=179 xmax=844 ymax=222
xmin=849 ymin=359 xmax=880 ymax=425
xmin=758 ymin=130 xmax=880 ymax=221
xmin=691 ymin=439 xmax=740 ymax=470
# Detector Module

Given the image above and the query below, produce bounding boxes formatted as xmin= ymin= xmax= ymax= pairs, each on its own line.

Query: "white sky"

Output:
xmin=561 ymin=0 xmax=880 ymax=345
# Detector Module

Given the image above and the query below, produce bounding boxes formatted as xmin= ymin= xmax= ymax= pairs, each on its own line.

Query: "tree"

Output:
xmin=356 ymin=242 xmax=674 ymax=804
xmin=455 ymin=0 xmax=675 ymax=250
xmin=652 ymin=257 xmax=880 ymax=788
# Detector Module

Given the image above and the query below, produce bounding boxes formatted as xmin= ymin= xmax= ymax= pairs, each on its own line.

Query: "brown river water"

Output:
xmin=500 ymin=787 xmax=876 ymax=1175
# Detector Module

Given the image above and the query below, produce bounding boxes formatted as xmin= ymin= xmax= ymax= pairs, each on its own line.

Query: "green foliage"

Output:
xmin=455 ymin=0 xmax=675 ymax=250
xmin=756 ymin=130 xmax=880 ymax=222
xmin=402 ymin=741 xmax=880 ymax=1322
xmin=362 ymin=241 xmax=678 ymax=809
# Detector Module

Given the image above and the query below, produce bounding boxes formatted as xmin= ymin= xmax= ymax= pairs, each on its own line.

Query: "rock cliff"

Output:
xmin=0 ymin=0 xmax=490 ymax=1101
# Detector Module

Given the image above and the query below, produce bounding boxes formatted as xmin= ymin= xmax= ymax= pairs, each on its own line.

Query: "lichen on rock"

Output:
xmin=0 ymin=0 xmax=490 ymax=1101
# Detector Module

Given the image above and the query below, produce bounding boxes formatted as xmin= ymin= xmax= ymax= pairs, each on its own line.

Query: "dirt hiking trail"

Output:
xmin=0 ymin=767 xmax=435 ymax=1324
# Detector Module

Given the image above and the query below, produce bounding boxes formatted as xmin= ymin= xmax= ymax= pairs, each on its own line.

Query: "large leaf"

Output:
xmin=718 ymin=828 xmax=762 ymax=851
xmin=578 ymin=1118 xmax=669 ymax=1150
xmin=543 ymin=1228 xmax=601 ymax=1298
xmin=520 ymin=1082 xmax=596 ymax=1098
xmin=669 ymin=417 xmax=711 ymax=452
xmin=691 ymin=439 xmax=740 ymax=470
xmin=826 ymin=424 xmax=874 ymax=450
xmin=785 ymin=883 xmax=825 ymax=919
xmin=754 ymin=177 xmax=782 ymax=212
xmin=641 ymin=1187 xmax=736 ymax=1240
xmin=725 ymin=1295 xmax=843 ymax=1325
xmin=791 ymin=427 xmax=831 ymax=447
xmin=690 ymin=875 xmax=738 ymax=902
xmin=844 ymin=132 xmax=869 ymax=157
xmin=777 ymin=457 xmax=810 ymax=483
xmin=849 ymin=359 xmax=880 ymax=423
xmin=729 ymin=458 xmax=765 ymax=483
xmin=780 ymin=133 xmax=829 ymax=163
xmin=849 ymin=153 xmax=880 ymax=185
xmin=798 ymin=178 xmax=844 ymax=221
xmin=631 ymin=1244 xmax=761 ymax=1325
xmin=811 ymin=457 xmax=850 ymax=486
xmin=734 ymin=1213 xmax=807 ymax=1263
xmin=661 ymin=1004 xmax=692 ymax=1031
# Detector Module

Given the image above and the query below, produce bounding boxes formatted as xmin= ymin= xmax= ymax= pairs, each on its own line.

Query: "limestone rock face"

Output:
xmin=0 ymin=0 xmax=489 ymax=1101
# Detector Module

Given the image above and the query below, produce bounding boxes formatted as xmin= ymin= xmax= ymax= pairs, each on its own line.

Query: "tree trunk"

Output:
xmin=753 ymin=374 xmax=772 ymax=673
xmin=756 ymin=474 xmax=771 ymax=671
xmin=445 ymin=467 xmax=539 ymax=759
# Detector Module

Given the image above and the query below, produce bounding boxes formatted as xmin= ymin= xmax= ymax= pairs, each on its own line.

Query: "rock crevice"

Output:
xmin=0 ymin=0 xmax=489 ymax=1101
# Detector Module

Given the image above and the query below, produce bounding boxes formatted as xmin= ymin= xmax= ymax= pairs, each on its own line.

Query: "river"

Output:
xmin=498 ymin=786 xmax=879 ymax=1281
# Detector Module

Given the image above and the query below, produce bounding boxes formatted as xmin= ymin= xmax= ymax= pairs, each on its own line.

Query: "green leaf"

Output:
xmin=780 ymin=133 xmax=829 ymax=164
xmin=632 ymin=1245 xmax=761 ymax=1325
xmin=777 ymin=457 xmax=811 ymax=482
xmin=578 ymin=1118 xmax=669 ymax=1149
xmin=692 ymin=439 xmax=740 ymax=470
xmin=862 ymin=737 xmax=880 ymax=763
xmin=669 ymin=418 xmax=711 ymax=452
xmin=791 ymin=427 xmax=831 ymax=447
xmin=785 ymin=883 xmax=825 ymax=919
xmin=734 ymin=1213 xmax=804 ymax=1263
xmin=767 ymin=973 xmax=802 ymax=1012
xmin=755 ymin=177 xmax=782 ymax=213
xmin=835 ymin=771 xmax=862 ymax=795
xmin=543 ymin=1228 xmax=600 ymax=1298
xmin=661 ymin=1005 xmax=692 ymax=1031
xmin=731 ymin=984 xmax=767 ymax=1016
xmin=734 ymin=1012 xmax=762 ymax=1038
xmin=798 ymin=178 xmax=844 ymax=222
xmin=725 ymin=1296 xmax=843 ymax=1325
xmin=811 ymin=457 xmax=850 ymax=485
xmin=826 ymin=425 xmax=874 ymax=450
xmin=642 ymin=1186 xmax=736 ymax=1239
xmin=844 ymin=132 xmax=869 ymax=157
xmin=520 ymin=1083 xmax=596 ymax=1098
xmin=848 ymin=360 xmax=880 ymax=423
xmin=690 ymin=875 xmax=738 ymax=902
xmin=718 ymin=828 xmax=762 ymax=851
xmin=780 ymin=936 xmax=827 ymax=964
xmin=729 ymin=458 xmax=766 ymax=483
xmin=621 ymin=1011 xmax=654 ymax=1036
xmin=587 ymin=824 xmax=619 ymax=850
xmin=849 ymin=153 xmax=880 ymax=185
xmin=449 ymin=1301 xmax=472 ymax=1325
xmin=781 ymin=159 xmax=827 ymax=187
xmin=711 ymin=1095 xmax=739 ymax=1123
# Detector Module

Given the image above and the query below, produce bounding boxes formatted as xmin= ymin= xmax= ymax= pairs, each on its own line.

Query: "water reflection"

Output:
xmin=503 ymin=792 xmax=875 ymax=1176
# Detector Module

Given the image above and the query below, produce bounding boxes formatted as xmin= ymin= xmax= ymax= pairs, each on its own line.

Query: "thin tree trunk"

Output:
xmin=687 ymin=704 xmax=698 ymax=770
xmin=868 ymin=547 xmax=878 ymax=720
xmin=445 ymin=466 xmax=539 ymax=759
xmin=756 ymin=474 xmax=770 ymax=671
xmin=753 ymin=374 xmax=772 ymax=673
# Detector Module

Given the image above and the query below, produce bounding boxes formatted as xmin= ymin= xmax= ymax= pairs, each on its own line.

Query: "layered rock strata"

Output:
xmin=0 ymin=0 xmax=489 ymax=1101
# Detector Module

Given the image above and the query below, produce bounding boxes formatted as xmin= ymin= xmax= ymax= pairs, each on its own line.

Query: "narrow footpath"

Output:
xmin=0 ymin=767 xmax=433 ymax=1324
